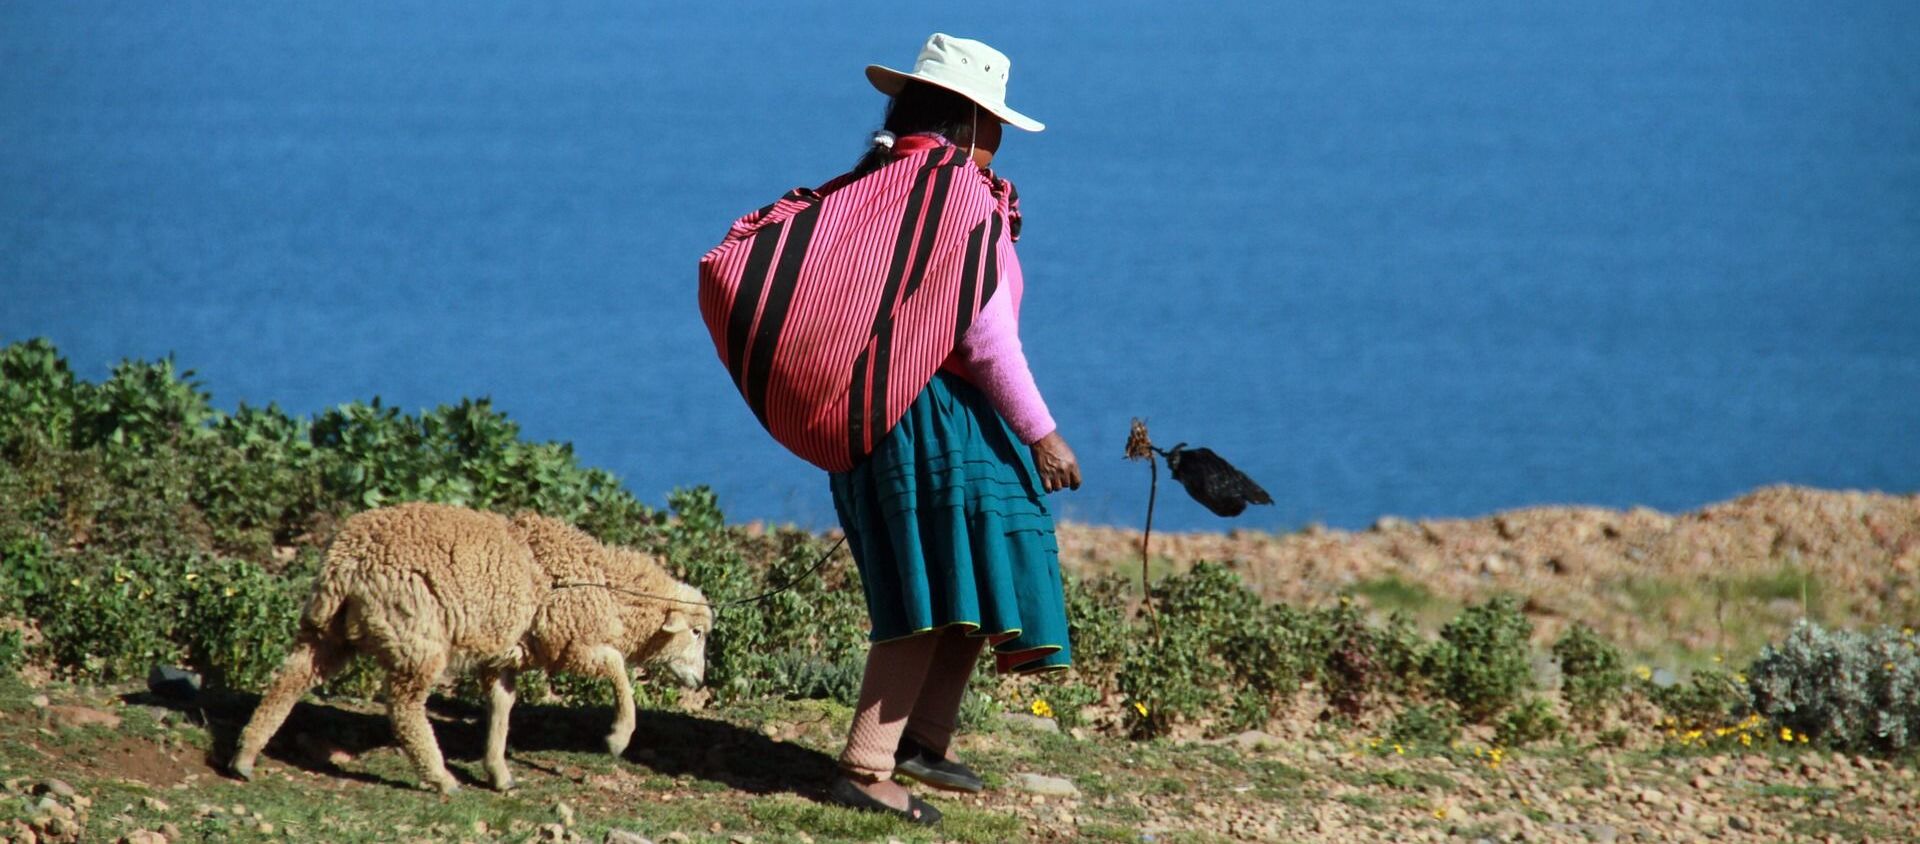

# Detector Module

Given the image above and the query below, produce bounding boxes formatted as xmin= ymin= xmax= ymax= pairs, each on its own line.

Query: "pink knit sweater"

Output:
xmin=944 ymin=244 xmax=1056 ymax=444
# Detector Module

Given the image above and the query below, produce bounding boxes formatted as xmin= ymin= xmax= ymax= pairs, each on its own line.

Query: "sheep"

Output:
xmin=227 ymin=502 xmax=711 ymax=793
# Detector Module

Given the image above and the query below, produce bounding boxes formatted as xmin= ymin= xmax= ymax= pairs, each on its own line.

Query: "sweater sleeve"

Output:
xmin=955 ymin=286 xmax=1057 ymax=444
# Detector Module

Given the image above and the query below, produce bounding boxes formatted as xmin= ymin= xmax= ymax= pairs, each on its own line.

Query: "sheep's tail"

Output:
xmin=299 ymin=565 xmax=353 ymax=643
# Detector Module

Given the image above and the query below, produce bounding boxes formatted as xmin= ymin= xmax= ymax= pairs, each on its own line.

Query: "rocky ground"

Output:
xmin=5 ymin=485 xmax=1918 ymax=843
xmin=1056 ymin=486 xmax=1920 ymax=660
xmin=2 ymin=674 xmax=1916 ymax=844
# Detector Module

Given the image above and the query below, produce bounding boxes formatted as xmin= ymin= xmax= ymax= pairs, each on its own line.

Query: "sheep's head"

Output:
xmin=638 ymin=581 xmax=712 ymax=689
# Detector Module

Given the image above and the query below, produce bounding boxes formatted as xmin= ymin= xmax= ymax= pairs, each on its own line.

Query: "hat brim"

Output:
xmin=865 ymin=64 xmax=1045 ymax=133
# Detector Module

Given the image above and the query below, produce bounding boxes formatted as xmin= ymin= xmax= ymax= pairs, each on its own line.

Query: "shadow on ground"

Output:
xmin=124 ymin=689 xmax=838 ymax=799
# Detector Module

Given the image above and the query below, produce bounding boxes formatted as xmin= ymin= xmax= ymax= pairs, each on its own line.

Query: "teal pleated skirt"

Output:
xmin=830 ymin=371 xmax=1072 ymax=674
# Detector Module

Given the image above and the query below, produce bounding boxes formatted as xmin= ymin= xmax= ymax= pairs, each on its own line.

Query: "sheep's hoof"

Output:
xmin=489 ymin=769 xmax=515 ymax=792
xmin=605 ymin=733 xmax=631 ymax=758
xmin=427 ymin=775 xmax=461 ymax=795
xmin=230 ymin=758 xmax=255 ymax=782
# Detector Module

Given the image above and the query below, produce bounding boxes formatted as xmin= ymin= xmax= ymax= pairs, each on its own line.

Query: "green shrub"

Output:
xmin=1062 ymin=574 xmax=1132 ymax=683
xmin=0 ymin=338 xmax=85 ymax=454
xmin=0 ymin=628 xmax=23 ymax=678
xmin=1747 ymin=621 xmax=1920 ymax=754
xmin=1642 ymin=667 xmax=1748 ymax=731
xmin=1035 ymin=679 xmax=1102 ymax=731
xmin=180 ymin=555 xmax=310 ymax=690
xmin=1552 ymin=622 xmax=1626 ymax=725
xmin=27 ymin=551 xmax=188 ymax=680
xmin=1387 ymin=703 xmax=1460 ymax=747
xmin=1493 ymin=696 xmax=1563 ymax=747
xmin=1119 ymin=625 xmax=1225 ymax=738
xmin=1425 ymin=596 xmax=1534 ymax=722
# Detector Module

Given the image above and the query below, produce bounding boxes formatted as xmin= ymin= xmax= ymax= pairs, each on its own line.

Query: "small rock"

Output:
xmin=38 ymin=780 xmax=76 ymax=799
xmin=603 ymin=831 xmax=653 ymax=844
xmin=146 ymin=665 xmax=202 ymax=702
xmin=662 ymin=833 xmax=691 ymax=844
xmin=1728 ymin=815 xmax=1753 ymax=832
xmin=728 ymin=835 xmax=754 ymax=844
xmin=538 ymin=822 xmax=569 ymax=843
xmin=1000 ymin=712 xmax=1060 ymax=734
xmin=120 ymin=830 xmax=168 ymax=844
xmin=29 ymin=694 xmax=50 ymax=709
xmin=159 ymin=823 xmax=181 ymax=840
xmin=255 ymin=822 xmax=274 ymax=835
xmin=1231 ymin=730 xmax=1283 ymax=752
xmin=1012 ymin=773 xmax=1080 ymax=798
xmin=1635 ymin=788 xmax=1664 ymax=806
xmin=47 ymin=705 xmax=121 ymax=731
xmin=473 ymin=820 xmax=490 ymax=835
xmin=142 ymin=796 xmax=170 ymax=812
xmin=553 ymin=801 xmax=576 ymax=827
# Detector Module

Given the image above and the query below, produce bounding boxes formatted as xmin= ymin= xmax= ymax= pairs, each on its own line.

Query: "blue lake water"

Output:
xmin=3 ymin=2 xmax=1917 ymax=532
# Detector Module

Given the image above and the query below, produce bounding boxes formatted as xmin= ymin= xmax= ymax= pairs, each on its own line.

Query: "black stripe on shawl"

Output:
xmin=980 ymin=210 xmax=1002 ymax=311
xmin=953 ymin=217 xmax=988 ymax=342
xmin=726 ymin=217 xmax=787 ymax=390
xmin=865 ymin=152 xmax=961 ymax=452
xmin=846 ymin=147 xmax=955 ymax=462
xmin=743 ymin=200 xmax=824 ymax=425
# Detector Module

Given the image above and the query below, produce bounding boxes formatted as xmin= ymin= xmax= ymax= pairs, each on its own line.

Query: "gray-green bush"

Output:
xmin=1748 ymin=620 xmax=1920 ymax=753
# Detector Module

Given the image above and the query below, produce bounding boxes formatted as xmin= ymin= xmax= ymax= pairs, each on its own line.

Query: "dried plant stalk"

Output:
xmin=1124 ymin=418 xmax=1163 ymax=635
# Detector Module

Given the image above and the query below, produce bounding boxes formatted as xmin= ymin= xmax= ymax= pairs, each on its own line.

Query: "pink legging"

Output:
xmin=838 ymin=625 xmax=986 ymax=780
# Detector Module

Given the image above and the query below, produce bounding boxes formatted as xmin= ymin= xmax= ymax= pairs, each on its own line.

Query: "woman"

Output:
xmin=822 ymin=34 xmax=1081 ymax=825
xmin=698 ymin=33 xmax=1079 ymax=825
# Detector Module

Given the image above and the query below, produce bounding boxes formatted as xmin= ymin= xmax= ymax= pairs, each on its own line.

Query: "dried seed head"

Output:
xmin=1124 ymin=418 xmax=1154 ymax=461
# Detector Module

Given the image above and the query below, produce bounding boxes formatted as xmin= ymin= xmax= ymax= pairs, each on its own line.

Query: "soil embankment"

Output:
xmin=1057 ymin=485 xmax=1920 ymax=655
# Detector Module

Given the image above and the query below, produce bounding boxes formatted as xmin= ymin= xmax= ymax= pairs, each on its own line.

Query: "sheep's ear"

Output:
xmin=661 ymin=615 xmax=689 ymax=634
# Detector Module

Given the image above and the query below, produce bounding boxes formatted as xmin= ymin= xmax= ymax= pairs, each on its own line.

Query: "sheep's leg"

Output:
xmin=589 ymin=644 xmax=637 ymax=757
xmin=386 ymin=650 xmax=460 ymax=794
xmin=479 ymin=667 xmax=517 ymax=791
xmin=231 ymin=635 xmax=348 ymax=781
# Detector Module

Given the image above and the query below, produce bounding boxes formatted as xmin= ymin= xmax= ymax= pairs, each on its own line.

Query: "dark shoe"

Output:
xmin=894 ymin=735 xmax=984 ymax=793
xmin=827 ymin=776 xmax=942 ymax=826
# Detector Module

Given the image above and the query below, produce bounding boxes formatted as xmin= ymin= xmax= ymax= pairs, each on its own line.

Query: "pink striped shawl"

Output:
xmin=699 ymin=142 xmax=1021 ymax=472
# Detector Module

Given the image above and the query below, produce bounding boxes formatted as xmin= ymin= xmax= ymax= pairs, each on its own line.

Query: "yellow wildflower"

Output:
xmin=223 ymin=586 xmax=237 ymax=597
xmin=1740 ymin=733 xmax=1752 ymax=747
xmin=1734 ymin=673 xmax=1747 ymax=684
xmin=1798 ymin=734 xmax=1808 ymax=743
xmin=1132 ymin=701 xmax=1148 ymax=717
xmin=1635 ymin=665 xmax=1653 ymax=681
xmin=1030 ymin=699 xmax=1054 ymax=719
xmin=184 ymin=572 xmax=198 ymax=581
xmin=1432 ymin=806 xmax=1447 ymax=820
xmin=1780 ymin=726 xmax=1793 ymax=741
xmin=1712 ymin=654 xmax=1723 ymax=663
xmin=1885 ymin=662 xmax=1897 ymax=672
xmin=1394 ymin=743 xmax=1405 ymax=756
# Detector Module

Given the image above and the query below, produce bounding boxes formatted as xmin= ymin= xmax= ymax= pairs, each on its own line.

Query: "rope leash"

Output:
xmin=550 ymin=536 xmax=847 ymax=612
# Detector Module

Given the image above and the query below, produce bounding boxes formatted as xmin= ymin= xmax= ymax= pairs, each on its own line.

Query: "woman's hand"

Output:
xmin=1030 ymin=430 xmax=1081 ymax=493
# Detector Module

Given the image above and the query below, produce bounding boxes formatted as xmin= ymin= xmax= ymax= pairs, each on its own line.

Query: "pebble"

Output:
xmin=1012 ymin=772 xmax=1080 ymax=798
xmin=38 ymin=780 xmax=76 ymax=799
xmin=553 ymin=801 xmax=576 ymax=827
xmin=603 ymin=832 xmax=653 ymax=844
xmin=142 ymin=796 xmax=170 ymax=812
xmin=47 ymin=705 xmax=122 ymax=731
xmin=1000 ymin=712 xmax=1060 ymax=734
xmin=1230 ymin=730 xmax=1283 ymax=752
xmin=119 ymin=831 xmax=168 ymax=844
xmin=662 ymin=833 xmax=691 ymax=844
xmin=29 ymin=694 xmax=50 ymax=709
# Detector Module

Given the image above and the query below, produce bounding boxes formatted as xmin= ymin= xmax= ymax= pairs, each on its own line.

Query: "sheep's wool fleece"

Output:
xmin=316 ymin=503 xmax=545 ymax=658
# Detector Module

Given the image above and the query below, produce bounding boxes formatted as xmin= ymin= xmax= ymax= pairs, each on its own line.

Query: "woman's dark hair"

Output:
xmin=851 ymin=80 xmax=980 ymax=177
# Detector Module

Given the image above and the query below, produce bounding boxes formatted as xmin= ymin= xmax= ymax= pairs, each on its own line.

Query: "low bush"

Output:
xmin=1641 ymin=667 xmax=1748 ymax=731
xmin=1387 ymin=702 xmax=1461 ymax=747
xmin=1747 ymin=620 xmax=1920 ymax=753
xmin=1553 ymin=622 xmax=1626 ymax=725
xmin=1494 ymin=696 xmax=1563 ymax=747
xmin=1424 ymin=596 xmax=1534 ymax=722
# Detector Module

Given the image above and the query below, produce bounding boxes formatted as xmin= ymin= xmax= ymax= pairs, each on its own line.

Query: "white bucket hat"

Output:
xmin=865 ymin=33 xmax=1045 ymax=132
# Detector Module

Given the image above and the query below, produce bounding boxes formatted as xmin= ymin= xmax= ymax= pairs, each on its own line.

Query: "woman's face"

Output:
xmin=968 ymin=114 xmax=1003 ymax=169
